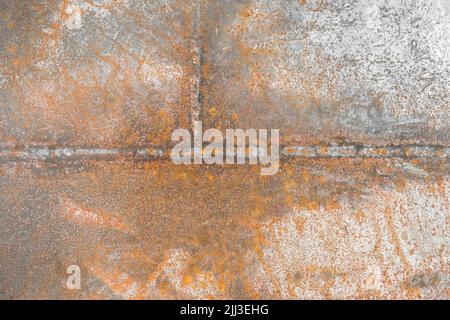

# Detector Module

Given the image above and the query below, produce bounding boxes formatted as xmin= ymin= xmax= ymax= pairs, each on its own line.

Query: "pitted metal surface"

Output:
xmin=0 ymin=0 xmax=449 ymax=299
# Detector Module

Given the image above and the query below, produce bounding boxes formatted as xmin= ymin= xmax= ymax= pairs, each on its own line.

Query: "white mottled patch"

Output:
xmin=65 ymin=5 xmax=83 ymax=30
xmin=246 ymin=177 xmax=449 ymax=299
xmin=140 ymin=62 xmax=183 ymax=91
xmin=364 ymin=2 xmax=381 ymax=29
xmin=438 ymin=0 xmax=450 ymax=15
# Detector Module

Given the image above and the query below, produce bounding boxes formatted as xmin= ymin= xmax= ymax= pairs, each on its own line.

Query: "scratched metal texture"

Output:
xmin=0 ymin=0 xmax=449 ymax=299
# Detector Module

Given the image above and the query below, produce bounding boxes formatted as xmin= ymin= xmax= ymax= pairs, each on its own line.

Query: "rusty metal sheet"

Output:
xmin=1 ymin=160 xmax=448 ymax=299
xmin=0 ymin=0 xmax=198 ymax=147
xmin=200 ymin=0 xmax=450 ymax=146
xmin=0 ymin=0 xmax=449 ymax=300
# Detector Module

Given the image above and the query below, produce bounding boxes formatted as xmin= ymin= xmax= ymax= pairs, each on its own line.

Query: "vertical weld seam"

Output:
xmin=190 ymin=0 xmax=203 ymax=123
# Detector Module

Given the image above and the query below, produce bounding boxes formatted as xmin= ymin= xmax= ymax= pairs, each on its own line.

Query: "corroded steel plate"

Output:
xmin=0 ymin=0 xmax=449 ymax=300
